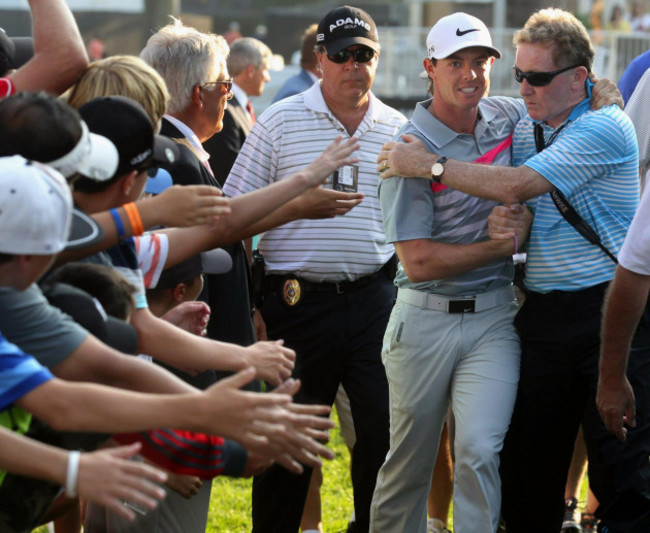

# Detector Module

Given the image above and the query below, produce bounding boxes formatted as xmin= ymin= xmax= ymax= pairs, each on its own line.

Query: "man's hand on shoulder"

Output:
xmin=590 ymin=74 xmax=624 ymax=110
xmin=377 ymin=134 xmax=436 ymax=180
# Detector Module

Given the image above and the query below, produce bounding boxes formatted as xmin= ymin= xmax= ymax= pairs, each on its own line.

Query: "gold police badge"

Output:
xmin=282 ymin=279 xmax=302 ymax=307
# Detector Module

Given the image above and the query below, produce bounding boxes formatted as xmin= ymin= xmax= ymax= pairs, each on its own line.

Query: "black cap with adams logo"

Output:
xmin=316 ymin=5 xmax=379 ymax=55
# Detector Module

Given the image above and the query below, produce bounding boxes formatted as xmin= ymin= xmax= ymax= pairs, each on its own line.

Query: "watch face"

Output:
xmin=432 ymin=162 xmax=444 ymax=177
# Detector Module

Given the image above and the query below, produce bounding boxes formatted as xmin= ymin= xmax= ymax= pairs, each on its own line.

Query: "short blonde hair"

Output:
xmin=514 ymin=8 xmax=594 ymax=73
xmin=140 ymin=18 xmax=229 ymax=114
xmin=66 ymin=55 xmax=169 ymax=127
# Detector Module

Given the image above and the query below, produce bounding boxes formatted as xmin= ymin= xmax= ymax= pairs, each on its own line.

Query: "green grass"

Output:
xmin=33 ymin=409 xmax=592 ymax=532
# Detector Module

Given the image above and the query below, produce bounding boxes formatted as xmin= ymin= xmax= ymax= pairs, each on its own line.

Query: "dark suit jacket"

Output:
xmin=160 ymin=119 xmax=217 ymax=188
xmin=202 ymin=98 xmax=252 ymax=185
xmin=160 ymin=118 xmax=256 ymax=354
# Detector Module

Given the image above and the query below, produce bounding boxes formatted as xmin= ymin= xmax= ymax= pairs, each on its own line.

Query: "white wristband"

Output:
xmin=65 ymin=451 xmax=81 ymax=498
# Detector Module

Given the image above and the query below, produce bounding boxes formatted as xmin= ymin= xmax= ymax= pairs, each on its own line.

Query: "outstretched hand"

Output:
xmin=242 ymin=339 xmax=296 ymax=386
xmin=77 ymin=442 xmax=167 ymax=521
xmin=204 ymin=370 xmax=335 ymax=475
xmin=301 ymin=136 xmax=360 ymax=187
xmin=153 ymin=185 xmax=232 ymax=227
xmin=161 ymin=301 xmax=211 ymax=337
xmin=288 ymin=186 xmax=364 ymax=220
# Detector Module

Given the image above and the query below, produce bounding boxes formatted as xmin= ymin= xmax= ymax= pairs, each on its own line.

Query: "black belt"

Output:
xmin=266 ymin=268 xmax=387 ymax=295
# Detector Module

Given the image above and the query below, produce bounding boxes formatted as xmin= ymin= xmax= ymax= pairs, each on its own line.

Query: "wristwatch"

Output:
xmin=430 ymin=156 xmax=448 ymax=183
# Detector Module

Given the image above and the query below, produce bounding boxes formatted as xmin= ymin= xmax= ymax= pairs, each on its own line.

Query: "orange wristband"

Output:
xmin=123 ymin=202 xmax=144 ymax=236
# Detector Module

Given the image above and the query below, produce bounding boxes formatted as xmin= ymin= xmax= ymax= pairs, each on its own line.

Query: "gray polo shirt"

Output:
xmin=0 ymin=284 xmax=88 ymax=368
xmin=379 ymin=96 xmax=527 ymax=296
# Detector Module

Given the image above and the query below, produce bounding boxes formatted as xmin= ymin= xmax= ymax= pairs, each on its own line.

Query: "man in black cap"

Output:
xmin=223 ymin=5 xmax=407 ymax=532
xmin=0 ymin=0 xmax=87 ymax=97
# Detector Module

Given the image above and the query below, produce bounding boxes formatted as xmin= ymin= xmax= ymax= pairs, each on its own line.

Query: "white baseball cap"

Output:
xmin=0 ymin=156 xmax=72 ymax=254
xmin=426 ymin=12 xmax=501 ymax=60
xmin=46 ymin=120 xmax=119 ymax=182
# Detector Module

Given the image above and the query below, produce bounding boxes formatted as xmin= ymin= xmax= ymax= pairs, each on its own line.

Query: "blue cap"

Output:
xmin=145 ymin=168 xmax=173 ymax=195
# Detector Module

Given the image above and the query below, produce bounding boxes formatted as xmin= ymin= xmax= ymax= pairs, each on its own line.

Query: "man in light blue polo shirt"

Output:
xmin=376 ymin=8 xmax=647 ymax=533
xmin=369 ymin=13 xmax=532 ymax=533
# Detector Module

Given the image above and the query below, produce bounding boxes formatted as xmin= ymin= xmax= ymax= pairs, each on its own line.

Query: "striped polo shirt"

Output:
xmin=380 ymin=96 xmax=527 ymax=297
xmin=223 ymin=82 xmax=407 ymax=283
xmin=514 ymin=95 xmax=639 ymax=293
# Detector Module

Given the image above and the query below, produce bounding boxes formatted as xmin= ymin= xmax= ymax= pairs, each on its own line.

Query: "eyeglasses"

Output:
xmin=327 ymin=47 xmax=375 ymax=64
xmin=512 ymin=64 xmax=581 ymax=87
xmin=200 ymin=78 xmax=234 ymax=99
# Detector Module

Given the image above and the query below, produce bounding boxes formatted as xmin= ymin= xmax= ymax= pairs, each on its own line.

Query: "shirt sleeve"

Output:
xmin=0 ymin=335 xmax=53 ymax=411
xmin=106 ymin=239 xmax=148 ymax=309
xmin=112 ymin=429 xmax=248 ymax=479
xmin=379 ymin=176 xmax=436 ymax=244
xmin=135 ymin=232 xmax=170 ymax=290
xmin=618 ymin=184 xmax=650 ymax=275
xmin=0 ymin=285 xmax=88 ymax=368
xmin=0 ymin=78 xmax=15 ymax=99
xmin=625 ymin=69 xmax=650 ymax=188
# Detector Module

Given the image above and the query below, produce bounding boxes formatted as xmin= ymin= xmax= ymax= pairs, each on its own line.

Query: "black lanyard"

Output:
xmin=534 ymin=122 xmax=568 ymax=153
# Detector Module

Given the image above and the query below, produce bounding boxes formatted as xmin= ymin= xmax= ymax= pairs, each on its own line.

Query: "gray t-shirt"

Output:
xmin=379 ymin=97 xmax=527 ymax=296
xmin=0 ymin=284 xmax=87 ymax=367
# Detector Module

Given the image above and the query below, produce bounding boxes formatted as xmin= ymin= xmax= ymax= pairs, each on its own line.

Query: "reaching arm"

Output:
xmin=130 ymin=307 xmax=295 ymax=386
xmin=19 ymin=368 xmax=335 ymax=474
xmin=9 ymin=0 xmax=88 ymax=95
xmin=51 ymin=335 xmax=197 ymax=394
xmin=54 ymin=185 xmax=230 ymax=266
xmin=377 ymin=134 xmax=553 ymax=204
xmin=597 ymin=265 xmax=650 ymax=441
xmin=0 ymin=434 xmax=166 ymax=521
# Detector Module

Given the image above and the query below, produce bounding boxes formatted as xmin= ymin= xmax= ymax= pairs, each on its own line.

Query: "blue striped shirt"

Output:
xmin=514 ymin=97 xmax=639 ymax=292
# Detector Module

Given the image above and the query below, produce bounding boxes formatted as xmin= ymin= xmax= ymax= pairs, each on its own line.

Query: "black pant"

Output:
xmin=251 ymin=275 xmax=394 ymax=533
xmin=500 ymin=284 xmax=650 ymax=533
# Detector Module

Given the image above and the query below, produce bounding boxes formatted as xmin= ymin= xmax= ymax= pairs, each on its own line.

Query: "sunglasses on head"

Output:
xmin=327 ymin=47 xmax=375 ymax=64
xmin=512 ymin=64 xmax=581 ymax=87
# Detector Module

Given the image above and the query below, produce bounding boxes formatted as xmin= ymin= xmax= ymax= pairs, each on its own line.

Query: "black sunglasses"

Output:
xmin=327 ymin=47 xmax=375 ymax=64
xmin=512 ymin=64 xmax=581 ymax=87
